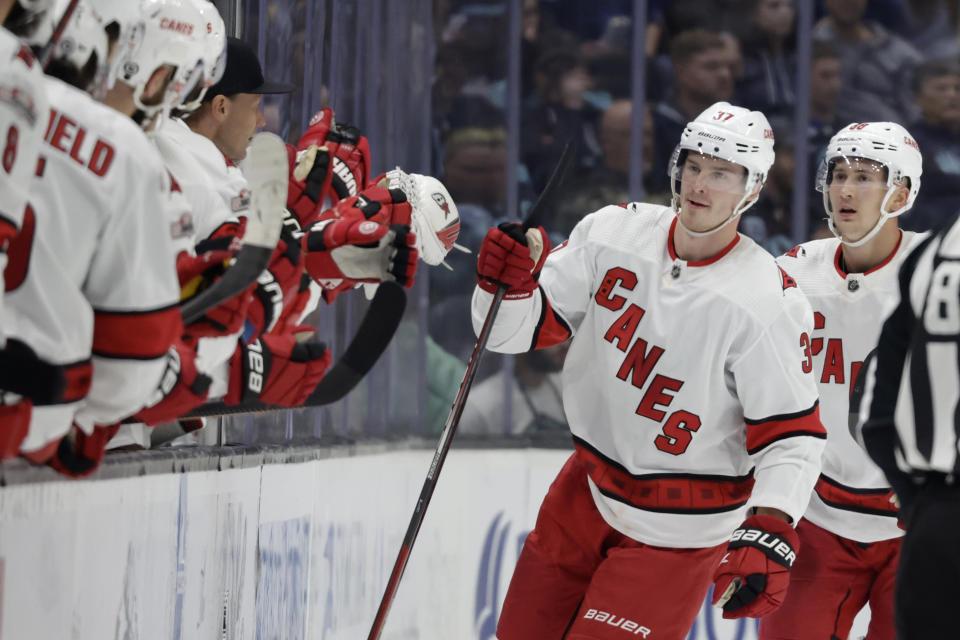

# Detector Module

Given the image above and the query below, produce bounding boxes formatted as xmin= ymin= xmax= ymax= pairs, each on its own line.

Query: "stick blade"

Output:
xmin=307 ymin=281 xmax=407 ymax=405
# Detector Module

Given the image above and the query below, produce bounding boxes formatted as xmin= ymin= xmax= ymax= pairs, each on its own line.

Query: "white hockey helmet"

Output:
xmin=383 ymin=168 xmax=468 ymax=267
xmin=176 ymin=0 xmax=225 ymax=112
xmin=816 ymin=122 xmax=923 ymax=247
xmin=26 ymin=0 xmax=109 ymax=96
xmin=668 ymin=101 xmax=775 ymax=236
xmin=4 ymin=0 xmax=55 ymax=36
xmin=95 ymin=0 xmax=207 ymax=119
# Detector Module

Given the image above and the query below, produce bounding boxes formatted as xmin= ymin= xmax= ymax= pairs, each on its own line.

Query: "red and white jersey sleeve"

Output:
xmin=8 ymin=78 xmax=180 ymax=447
xmin=472 ymin=204 xmax=825 ymax=548
xmin=777 ymin=230 xmax=926 ymax=542
xmin=0 ymin=29 xmax=48 ymax=343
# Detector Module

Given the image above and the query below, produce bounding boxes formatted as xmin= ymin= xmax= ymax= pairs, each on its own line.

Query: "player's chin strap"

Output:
xmin=825 ymin=187 xmax=908 ymax=248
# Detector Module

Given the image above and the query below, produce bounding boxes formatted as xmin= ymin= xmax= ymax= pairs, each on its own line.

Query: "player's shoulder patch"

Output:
xmin=782 ymin=244 xmax=806 ymax=259
xmin=778 ymin=265 xmax=798 ymax=291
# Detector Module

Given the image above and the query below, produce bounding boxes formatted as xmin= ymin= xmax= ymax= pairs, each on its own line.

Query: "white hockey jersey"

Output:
xmin=154 ymin=116 xmax=247 ymax=239
xmin=151 ymin=116 xmax=244 ymax=400
xmin=777 ymin=231 xmax=925 ymax=542
xmin=6 ymin=76 xmax=181 ymax=452
xmin=0 ymin=28 xmax=48 ymax=344
xmin=472 ymin=204 xmax=826 ymax=548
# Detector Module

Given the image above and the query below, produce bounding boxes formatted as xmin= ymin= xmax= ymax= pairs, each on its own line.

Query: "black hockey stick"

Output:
xmin=367 ymin=141 xmax=575 ymax=640
xmin=37 ymin=0 xmax=80 ymax=70
xmin=180 ymin=280 xmax=406 ymax=417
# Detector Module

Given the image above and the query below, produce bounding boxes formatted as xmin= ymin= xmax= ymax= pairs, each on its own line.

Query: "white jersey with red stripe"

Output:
xmin=151 ymin=116 xmax=243 ymax=400
xmin=471 ymin=203 xmax=826 ymax=548
xmin=6 ymin=76 xmax=181 ymax=451
xmin=776 ymin=231 xmax=926 ymax=543
xmin=0 ymin=28 xmax=48 ymax=344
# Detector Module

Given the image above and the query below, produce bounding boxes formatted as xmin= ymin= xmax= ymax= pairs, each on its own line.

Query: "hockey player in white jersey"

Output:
xmin=0 ymin=0 xmax=60 ymax=457
xmin=758 ymin=123 xmax=925 ymax=640
xmin=8 ymin=0 xmax=214 ymax=474
xmin=473 ymin=102 xmax=826 ymax=639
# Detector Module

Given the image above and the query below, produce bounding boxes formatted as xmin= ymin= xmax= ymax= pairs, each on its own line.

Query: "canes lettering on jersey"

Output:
xmin=594 ymin=265 xmax=700 ymax=455
xmin=800 ymin=311 xmax=865 ymax=388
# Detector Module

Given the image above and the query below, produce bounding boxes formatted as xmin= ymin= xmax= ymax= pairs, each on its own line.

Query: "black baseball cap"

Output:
xmin=205 ymin=37 xmax=296 ymax=100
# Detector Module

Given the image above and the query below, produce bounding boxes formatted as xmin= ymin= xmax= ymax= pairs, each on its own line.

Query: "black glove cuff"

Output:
xmin=497 ymin=221 xmax=527 ymax=245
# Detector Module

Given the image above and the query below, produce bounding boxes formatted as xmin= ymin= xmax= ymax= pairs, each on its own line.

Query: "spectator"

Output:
xmin=737 ymin=0 xmax=796 ymax=117
xmin=903 ymin=59 xmax=960 ymax=232
xmin=523 ymin=49 xmax=603 ymax=192
xmin=892 ymin=0 xmax=960 ymax=60
xmin=651 ymin=29 xmax=735 ymax=184
xmin=812 ymin=0 xmax=923 ymax=124
xmin=460 ymin=343 xmax=568 ymax=436
xmin=555 ymin=99 xmax=669 ymax=236
xmin=808 ymin=41 xmax=844 ymax=154
xmin=431 ymin=127 xmax=509 ymax=361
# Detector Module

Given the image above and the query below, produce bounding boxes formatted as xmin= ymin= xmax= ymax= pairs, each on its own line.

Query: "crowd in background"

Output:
xmin=430 ymin=0 xmax=960 ymax=437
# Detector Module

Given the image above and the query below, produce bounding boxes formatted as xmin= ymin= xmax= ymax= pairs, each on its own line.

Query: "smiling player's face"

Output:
xmin=677 ymin=154 xmax=751 ymax=232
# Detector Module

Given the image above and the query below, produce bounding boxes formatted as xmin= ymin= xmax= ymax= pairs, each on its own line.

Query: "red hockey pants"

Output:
xmin=497 ymin=452 xmax=726 ymax=640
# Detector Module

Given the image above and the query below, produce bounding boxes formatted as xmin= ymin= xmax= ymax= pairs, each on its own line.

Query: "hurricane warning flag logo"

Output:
xmin=432 ymin=192 xmax=452 ymax=218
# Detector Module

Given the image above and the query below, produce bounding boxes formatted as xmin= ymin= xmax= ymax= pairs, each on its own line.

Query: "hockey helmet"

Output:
xmin=27 ymin=0 xmax=109 ymax=97
xmin=93 ymin=0 xmax=208 ymax=119
xmin=177 ymin=0 xmax=226 ymax=112
xmin=816 ymin=122 xmax=922 ymax=247
xmin=668 ymin=102 xmax=775 ymax=235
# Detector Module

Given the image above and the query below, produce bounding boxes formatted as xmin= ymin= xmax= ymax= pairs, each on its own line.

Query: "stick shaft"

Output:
xmin=367 ymin=287 xmax=505 ymax=640
xmin=38 ymin=0 xmax=81 ymax=70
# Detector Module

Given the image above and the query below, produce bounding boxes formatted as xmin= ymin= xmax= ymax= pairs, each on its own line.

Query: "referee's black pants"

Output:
xmin=896 ymin=479 xmax=960 ymax=639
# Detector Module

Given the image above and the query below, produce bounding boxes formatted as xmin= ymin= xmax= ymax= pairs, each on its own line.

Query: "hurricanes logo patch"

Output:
xmin=170 ymin=213 xmax=195 ymax=239
xmin=437 ymin=220 xmax=460 ymax=251
xmin=783 ymin=245 xmax=805 ymax=258
xmin=358 ymin=221 xmax=380 ymax=235
xmin=231 ymin=188 xmax=251 ymax=212
xmin=431 ymin=192 xmax=452 ymax=218
xmin=778 ymin=266 xmax=797 ymax=291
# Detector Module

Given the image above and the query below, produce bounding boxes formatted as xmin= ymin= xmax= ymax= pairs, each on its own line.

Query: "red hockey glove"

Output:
xmin=132 ymin=342 xmax=212 ymax=426
xmin=476 ymin=222 xmax=550 ymax=299
xmin=286 ymin=142 xmax=333 ymax=226
xmin=225 ymin=328 xmax=331 ymax=407
xmin=711 ymin=514 xmax=800 ymax=619
xmin=48 ymin=422 xmax=122 ymax=478
xmin=303 ymin=217 xmax=418 ymax=289
xmin=320 ymin=184 xmax=413 ymax=226
xmin=177 ymin=235 xmax=254 ymax=338
xmin=298 ymin=108 xmax=371 ymax=204
xmin=247 ymin=215 xmax=306 ymax=338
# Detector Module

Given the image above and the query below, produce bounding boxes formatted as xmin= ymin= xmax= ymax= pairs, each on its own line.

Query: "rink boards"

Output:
xmin=0 ymin=448 xmax=868 ymax=639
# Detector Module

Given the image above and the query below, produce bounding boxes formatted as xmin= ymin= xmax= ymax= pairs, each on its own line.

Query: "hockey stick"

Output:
xmin=180 ymin=280 xmax=406 ymax=417
xmin=36 ymin=0 xmax=80 ymax=70
xmin=367 ymin=141 xmax=575 ymax=640
xmin=180 ymin=131 xmax=287 ymax=325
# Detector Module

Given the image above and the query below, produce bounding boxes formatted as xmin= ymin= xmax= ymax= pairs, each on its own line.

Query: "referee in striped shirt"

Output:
xmin=858 ymin=211 xmax=960 ymax=640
